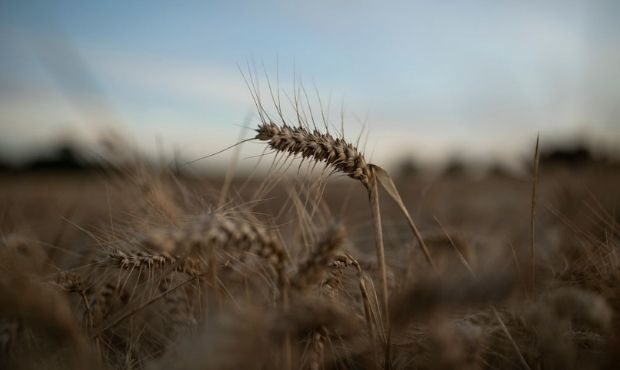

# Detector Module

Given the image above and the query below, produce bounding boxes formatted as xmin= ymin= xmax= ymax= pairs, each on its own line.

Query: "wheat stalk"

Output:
xmin=530 ymin=134 xmax=540 ymax=292
xmin=250 ymin=79 xmax=435 ymax=365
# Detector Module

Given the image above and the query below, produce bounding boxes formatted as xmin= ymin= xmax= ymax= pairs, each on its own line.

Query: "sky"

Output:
xmin=1 ymin=0 xmax=619 ymax=170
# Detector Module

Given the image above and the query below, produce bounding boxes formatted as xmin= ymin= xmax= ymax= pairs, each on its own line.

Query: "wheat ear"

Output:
xmin=106 ymin=249 xmax=206 ymax=277
xmin=255 ymin=122 xmax=373 ymax=188
xmin=136 ymin=213 xmax=288 ymax=286
xmin=291 ymin=224 xmax=346 ymax=291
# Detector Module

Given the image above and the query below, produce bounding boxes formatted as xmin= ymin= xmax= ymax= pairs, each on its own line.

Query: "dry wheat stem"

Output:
xmin=369 ymin=179 xmax=389 ymax=317
xmin=531 ymin=134 xmax=540 ymax=292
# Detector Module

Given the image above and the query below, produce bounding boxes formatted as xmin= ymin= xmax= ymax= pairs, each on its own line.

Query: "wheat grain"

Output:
xmin=109 ymin=212 xmax=289 ymax=288
xmin=106 ymin=249 xmax=206 ymax=277
xmin=255 ymin=122 xmax=373 ymax=188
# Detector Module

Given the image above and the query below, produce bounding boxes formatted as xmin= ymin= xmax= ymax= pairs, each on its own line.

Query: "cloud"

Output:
xmin=84 ymin=49 xmax=253 ymax=107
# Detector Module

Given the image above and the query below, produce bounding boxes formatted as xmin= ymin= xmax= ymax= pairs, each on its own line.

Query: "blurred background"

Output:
xmin=1 ymin=0 xmax=619 ymax=174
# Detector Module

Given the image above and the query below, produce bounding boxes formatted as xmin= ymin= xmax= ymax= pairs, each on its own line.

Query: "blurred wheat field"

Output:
xmin=1 ymin=155 xmax=619 ymax=369
xmin=2 ymin=1 xmax=620 ymax=368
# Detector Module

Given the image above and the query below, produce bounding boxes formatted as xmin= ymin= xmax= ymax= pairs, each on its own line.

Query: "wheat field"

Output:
xmin=1 ymin=110 xmax=619 ymax=369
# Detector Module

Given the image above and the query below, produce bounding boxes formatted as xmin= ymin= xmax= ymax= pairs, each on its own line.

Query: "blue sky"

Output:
xmin=1 ymin=0 xmax=619 ymax=168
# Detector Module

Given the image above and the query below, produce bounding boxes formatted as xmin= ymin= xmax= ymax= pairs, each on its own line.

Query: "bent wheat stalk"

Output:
xmin=254 ymin=120 xmax=435 ymax=320
xmin=243 ymin=72 xmax=434 ymax=366
xmin=254 ymin=121 xmax=434 ymax=264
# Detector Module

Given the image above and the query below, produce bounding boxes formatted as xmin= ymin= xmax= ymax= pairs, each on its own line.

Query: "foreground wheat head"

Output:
xmin=255 ymin=122 xmax=373 ymax=188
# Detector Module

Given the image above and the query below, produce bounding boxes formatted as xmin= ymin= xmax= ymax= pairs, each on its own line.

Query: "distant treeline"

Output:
xmin=0 ymin=144 xmax=106 ymax=173
xmin=0 ymin=141 xmax=617 ymax=176
xmin=397 ymin=141 xmax=620 ymax=178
